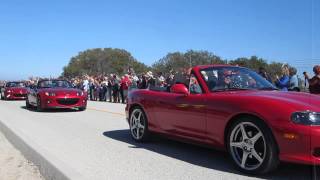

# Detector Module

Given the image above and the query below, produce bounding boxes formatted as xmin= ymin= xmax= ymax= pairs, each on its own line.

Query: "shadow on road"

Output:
xmin=103 ymin=129 xmax=317 ymax=180
xmin=20 ymin=106 xmax=80 ymax=113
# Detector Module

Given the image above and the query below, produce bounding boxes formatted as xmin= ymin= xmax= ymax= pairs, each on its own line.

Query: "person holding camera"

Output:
xmin=304 ymin=65 xmax=320 ymax=94
xmin=275 ymin=64 xmax=290 ymax=91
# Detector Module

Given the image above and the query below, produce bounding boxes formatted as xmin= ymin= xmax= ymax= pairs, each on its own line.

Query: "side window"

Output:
xmin=189 ymin=73 xmax=202 ymax=94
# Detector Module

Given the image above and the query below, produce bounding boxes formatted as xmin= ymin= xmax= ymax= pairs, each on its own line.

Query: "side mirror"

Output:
xmin=171 ymin=84 xmax=189 ymax=96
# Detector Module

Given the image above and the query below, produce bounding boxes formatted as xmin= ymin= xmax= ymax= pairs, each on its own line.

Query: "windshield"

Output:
xmin=200 ymin=67 xmax=277 ymax=92
xmin=38 ymin=80 xmax=72 ymax=88
xmin=6 ymin=82 xmax=25 ymax=88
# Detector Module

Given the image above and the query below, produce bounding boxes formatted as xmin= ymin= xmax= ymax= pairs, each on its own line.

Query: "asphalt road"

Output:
xmin=0 ymin=100 xmax=317 ymax=180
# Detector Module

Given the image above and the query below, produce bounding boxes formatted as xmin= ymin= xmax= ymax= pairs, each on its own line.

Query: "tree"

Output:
xmin=152 ymin=50 xmax=225 ymax=74
xmin=62 ymin=48 xmax=149 ymax=78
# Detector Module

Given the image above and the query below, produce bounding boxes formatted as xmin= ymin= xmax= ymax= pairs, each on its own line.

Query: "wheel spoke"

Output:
xmin=240 ymin=124 xmax=248 ymax=140
xmin=241 ymin=151 xmax=249 ymax=168
xmin=137 ymin=112 xmax=142 ymax=121
xmin=131 ymin=123 xmax=137 ymax=130
xmin=230 ymin=142 xmax=243 ymax=148
xmin=251 ymin=132 xmax=262 ymax=144
xmin=136 ymin=128 xmax=140 ymax=138
xmin=138 ymin=123 xmax=145 ymax=129
xmin=251 ymin=149 xmax=263 ymax=163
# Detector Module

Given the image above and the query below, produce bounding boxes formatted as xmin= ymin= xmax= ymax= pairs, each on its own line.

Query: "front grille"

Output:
xmin=57 ymin=98 xmax=79 ymax=105
xmin=14 ymin=94 xmax=26 ymax=97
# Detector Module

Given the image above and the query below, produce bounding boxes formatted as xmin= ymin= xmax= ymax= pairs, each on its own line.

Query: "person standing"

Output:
xmin=146 ymin=71 xmax=155 ymax=89
xmin=304 ymin=65 xmax=320 ymax=94
xmin=82 ymin=76 xmax=90 ymax=97
xmin=288 ymin=67 xmax=300 ymax=92
xmin=107 ymin=75 xmax=113 ymax=102
xmin=101 ymin=77 xmax=108 ymax=101
xmin=258 ymin=67 xmax=272 ymax=82
xmin=138 ymin=74 xmax=148 ymax=89
xmin=120 ymin=75 xmax=130 ymax=103
xmin=275 ymin=64 xmax=290 ymax=91
xmin=112 ymin=75 xmax=120 ymax=103
xmin=89 ymin=77 xmax=95 ymax=100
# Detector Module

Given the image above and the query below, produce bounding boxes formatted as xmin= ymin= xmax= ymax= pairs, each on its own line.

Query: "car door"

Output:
xmin=155 ymin=73 xmax=207 ymax=140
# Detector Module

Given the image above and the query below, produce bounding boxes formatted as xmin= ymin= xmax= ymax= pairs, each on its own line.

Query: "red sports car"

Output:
xmin=1 ymin=82 xmax=28 ymax=100
xmin=126 ymin=65 xmax=320 ymax=174
xmin=26 ymin=80 xmax=87 ymax=111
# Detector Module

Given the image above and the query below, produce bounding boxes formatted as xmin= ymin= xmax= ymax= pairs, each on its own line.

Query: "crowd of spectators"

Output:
xmin=66 ymin=69 xmax=176 ymax=104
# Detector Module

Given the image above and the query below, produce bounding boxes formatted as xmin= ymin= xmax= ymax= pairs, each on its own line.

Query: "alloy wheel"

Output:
xmin=229 ymin=122 xmax=266 ymax=171
xmin=130 ymin=109 xmax=146 ymax=140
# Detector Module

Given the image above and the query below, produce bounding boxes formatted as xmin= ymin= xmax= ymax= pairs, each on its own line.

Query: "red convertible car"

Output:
xmin=1 ymin=82 xmax=28 ymax=100
xmin=126 ymin=65 xmax=320 ymax=174
xmin=26 ymin=80 xmax=87 ymax=111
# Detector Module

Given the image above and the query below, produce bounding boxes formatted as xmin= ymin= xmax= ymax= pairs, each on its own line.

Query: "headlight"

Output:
xmin=7 ymin=90 xmax=11 ymax=93
xmin=291 ymin=111 xmax=320 ymax=125
xmin=77 ymin=92 xmax=84 ymax=96
xmin=45 ymin=92 xmax=56 ymax=96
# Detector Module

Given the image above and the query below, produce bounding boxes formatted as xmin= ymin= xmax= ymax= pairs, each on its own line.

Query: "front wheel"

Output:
xmin=129 ymin=107 xmax=150 ymax=142
xmin=36 ymin=96 xmax=43 ymax=112
xmin=1 ymin=93 xmax=6 ymax=100
xmin=26 ymin=99 xmax=32 ymax=109
xmin=79 ymin=107 xmax=86 ymax=111
xmin=227 ymin=117 xmax=279 ymax=175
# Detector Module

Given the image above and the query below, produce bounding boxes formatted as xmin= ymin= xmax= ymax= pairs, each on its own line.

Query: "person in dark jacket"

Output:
xmin=107 ymin=78 xmax=112 ymax=102
xmin=258 ymin=67 xmax=272 ymax=83
xmin=112 ymin=75 xmax=120 ymax=103
xmin=304 ymin=65 xmax=320 ymax=94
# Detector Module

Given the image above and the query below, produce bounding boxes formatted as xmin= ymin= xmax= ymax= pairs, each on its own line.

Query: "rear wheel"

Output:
xmin=129 ymin=107 xmax=150 ymax=142
xmin=227 ymin=117 xmax=279 ymax=174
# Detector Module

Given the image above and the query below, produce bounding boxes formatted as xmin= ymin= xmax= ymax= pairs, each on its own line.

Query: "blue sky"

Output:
xmin=0 ymin=0 xmax=319 ymax=80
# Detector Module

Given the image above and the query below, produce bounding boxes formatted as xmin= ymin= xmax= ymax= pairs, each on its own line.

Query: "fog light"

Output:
xmin=283 ymin=133 xmax=298 ymax=140
xmin=47 ymin=100 xmax=51 ymax=104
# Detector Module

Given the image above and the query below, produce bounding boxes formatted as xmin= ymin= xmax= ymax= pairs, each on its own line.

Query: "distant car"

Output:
xmin=26 ymin=80 xmax=87 ymax=111
xmin=126 ymin=65 xmax=320 ymax=175
xmin=1 ymin=82 xmax=28 ymax=100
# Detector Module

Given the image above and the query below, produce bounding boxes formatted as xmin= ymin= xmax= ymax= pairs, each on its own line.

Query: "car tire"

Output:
xmin=36 ymin=96 xmax=43 ymax=112
xmin=129 ymin=107 xmax=150 ymax=142
xmin=26 ymin=99 xmax=31 ymax=109
xmin=226 ymin=117 xmax=279 ymax=175
xmin=79 ymin=107 xmax=86 ymax=111
xmin=1 ymin=93 xmax=6 ymax=100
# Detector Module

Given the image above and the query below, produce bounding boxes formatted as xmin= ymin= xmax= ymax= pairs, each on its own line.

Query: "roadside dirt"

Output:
xmin=0 ymin=131 xmax=43 ymax=180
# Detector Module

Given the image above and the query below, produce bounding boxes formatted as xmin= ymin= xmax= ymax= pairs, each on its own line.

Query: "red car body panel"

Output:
xmin=27 ymin=87 xmax=87 ymax=109
xmin=126 ymin=65 xmax=320 ymax=165
xmin=4 ymin=87 xmax=28 ymax=100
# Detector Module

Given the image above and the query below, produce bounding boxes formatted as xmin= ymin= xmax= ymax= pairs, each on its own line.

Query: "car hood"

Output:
xmin=210 ymin=90 xmax=320 ymax=111
xmin=39 ymin=88 xmax=82 ymax=96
